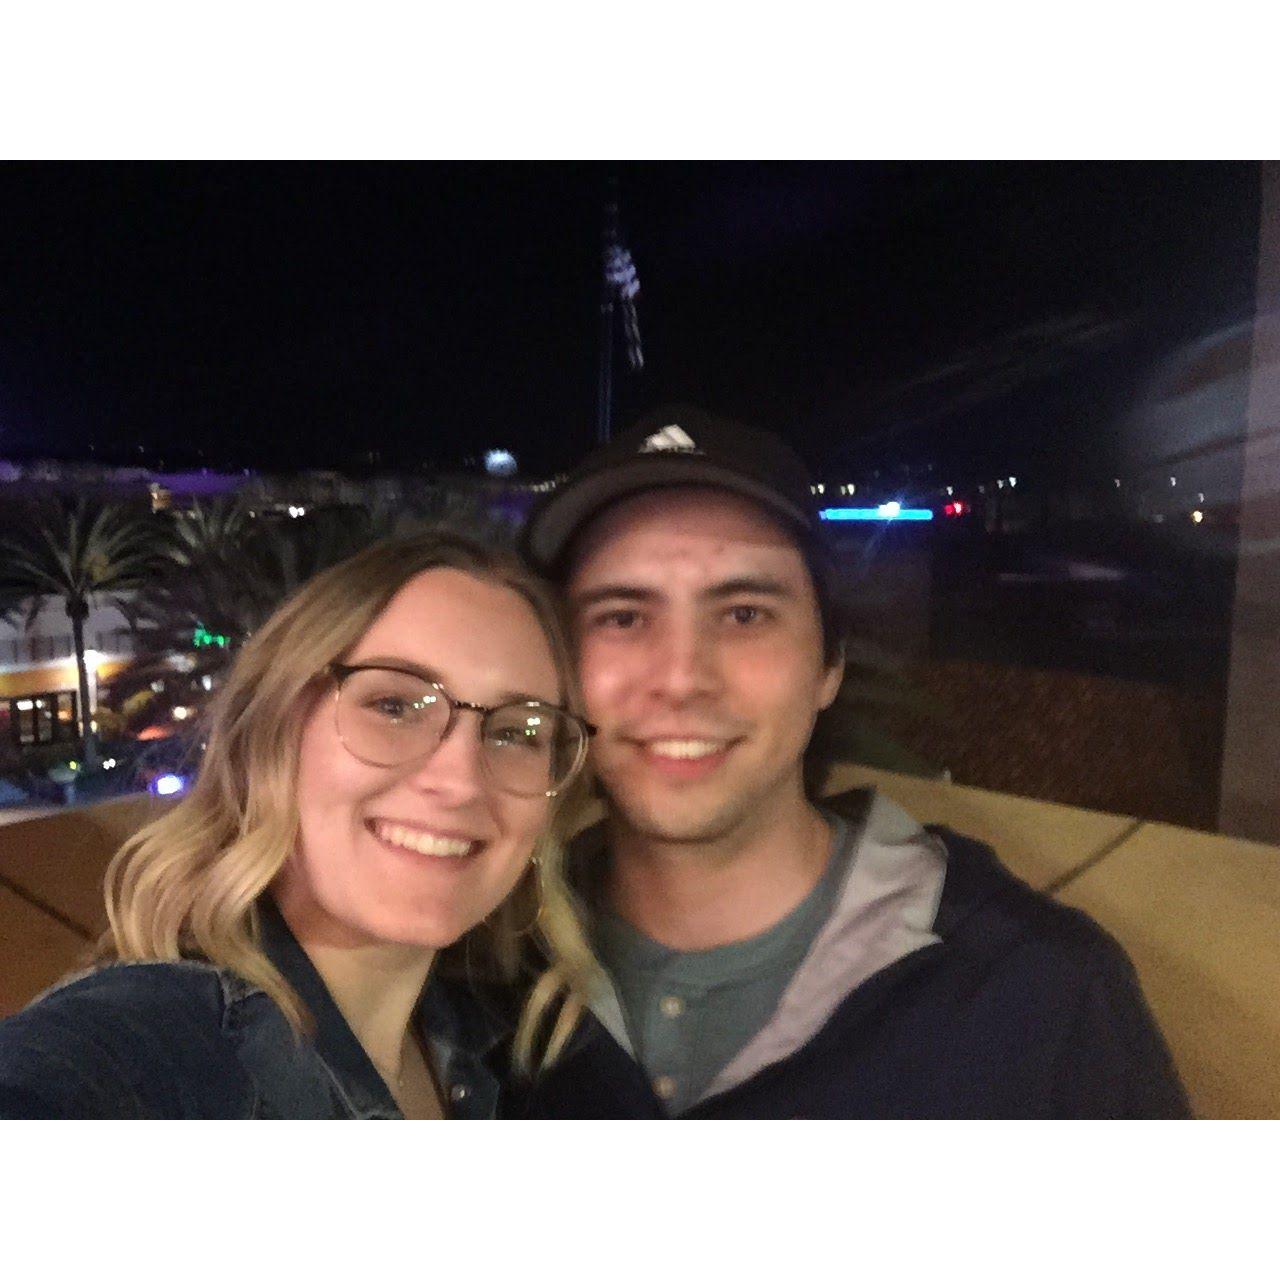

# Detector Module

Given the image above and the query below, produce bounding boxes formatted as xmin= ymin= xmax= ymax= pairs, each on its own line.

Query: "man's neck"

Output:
xmin=604 ymin=787 xmax=833 ymax=952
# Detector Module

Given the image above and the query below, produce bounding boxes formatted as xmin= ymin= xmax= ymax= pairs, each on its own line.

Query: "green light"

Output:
xmin=193 ymin=624 xmax=230 ymax=649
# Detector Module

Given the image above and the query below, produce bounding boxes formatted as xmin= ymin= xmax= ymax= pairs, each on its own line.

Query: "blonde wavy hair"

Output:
xmin=101 ymin=529 xmax=601 ymax=1071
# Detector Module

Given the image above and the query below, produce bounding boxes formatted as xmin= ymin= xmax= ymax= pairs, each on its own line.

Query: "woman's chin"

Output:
xmin=359 ymin=902 xmax=495 ymax=952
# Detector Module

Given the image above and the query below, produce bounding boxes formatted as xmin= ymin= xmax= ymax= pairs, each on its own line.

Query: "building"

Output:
xmin=0 ymin=596 xmax=136 ymax=753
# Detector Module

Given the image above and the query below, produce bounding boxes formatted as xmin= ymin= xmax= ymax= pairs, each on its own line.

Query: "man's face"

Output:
xmin=567 ymin=487 xmax=843 ymax=846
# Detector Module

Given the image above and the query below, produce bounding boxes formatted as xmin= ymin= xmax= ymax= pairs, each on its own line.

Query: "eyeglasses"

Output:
xmin=328 ymin=662 xmax=593 ymax=798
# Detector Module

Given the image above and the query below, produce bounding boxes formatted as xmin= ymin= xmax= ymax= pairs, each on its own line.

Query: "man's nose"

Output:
xmin=649 ymin=619 xmax=722 ymax=703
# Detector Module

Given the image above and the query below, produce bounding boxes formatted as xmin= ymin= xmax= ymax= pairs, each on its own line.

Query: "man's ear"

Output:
xmin=817 ymin=643 xmax=845 ymax=711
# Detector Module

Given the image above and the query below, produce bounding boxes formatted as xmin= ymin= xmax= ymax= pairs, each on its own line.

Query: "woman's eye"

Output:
xmin=488 ymin=725 xmax=548 ymax=753
xmin=366 ymin=696 xmax=418 ymax=721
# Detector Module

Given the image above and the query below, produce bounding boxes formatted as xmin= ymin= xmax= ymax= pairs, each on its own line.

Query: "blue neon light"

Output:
xmin=819 ymin=506 xmax=934 ymax=522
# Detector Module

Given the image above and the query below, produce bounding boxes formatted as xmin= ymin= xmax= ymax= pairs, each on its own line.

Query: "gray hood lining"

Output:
xmin=699 ymin=790 xmax=946 ymax=1103
xmin=582 ymin=789 xmax=948 ymax=1106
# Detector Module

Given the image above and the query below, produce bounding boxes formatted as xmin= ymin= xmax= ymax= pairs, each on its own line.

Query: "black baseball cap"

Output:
xmin=522 ymin=405 xmax=821 ymax=571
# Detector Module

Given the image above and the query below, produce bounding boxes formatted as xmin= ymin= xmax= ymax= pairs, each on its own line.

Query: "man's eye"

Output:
xmin=727 ymin=604 xmax=766 ymax=625
xmin=591 ymin=609 xmax=642 ymax=631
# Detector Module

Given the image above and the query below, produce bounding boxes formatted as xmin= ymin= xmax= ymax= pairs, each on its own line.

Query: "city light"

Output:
xmin=152 ymin=774 xmax=186 ymax=797
xmin=819 ymin=505 xmax=934 ymax=522
xmin=192 ymin=625 xmax=229 ymax=649
xmin=172 ymin=706 xmax=192 ymax=721
xmin=484 ymin=449 xmax=517 ymax=477
xmin=1192 ymin=510 xmax=1204 ymax=524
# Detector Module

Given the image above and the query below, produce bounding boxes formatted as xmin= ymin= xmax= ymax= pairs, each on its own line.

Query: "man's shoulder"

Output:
xmin=819 ymin=786 xmax=1138 ymax=993
xmin=926 ymin=823 xmax=1128 ymax=966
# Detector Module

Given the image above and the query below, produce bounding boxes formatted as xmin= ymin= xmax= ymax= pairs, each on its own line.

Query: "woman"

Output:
xmin=0 ymin=530 xmax=597 ymax=1118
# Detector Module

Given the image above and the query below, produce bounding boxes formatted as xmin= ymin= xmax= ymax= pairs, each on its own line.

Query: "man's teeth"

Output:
xmin=647 ymin=739 xmax=726 ymax=760
xmin=374 ymin=822 xmax=474 ymax=858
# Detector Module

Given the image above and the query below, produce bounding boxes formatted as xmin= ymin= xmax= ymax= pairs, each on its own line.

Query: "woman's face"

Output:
xmin=283 ymin=567 xmax=562 ymax=951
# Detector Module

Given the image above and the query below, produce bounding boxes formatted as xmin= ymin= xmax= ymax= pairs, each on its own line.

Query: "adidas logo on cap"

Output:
xmin=639 ymin=424 xmax=697 ymax=453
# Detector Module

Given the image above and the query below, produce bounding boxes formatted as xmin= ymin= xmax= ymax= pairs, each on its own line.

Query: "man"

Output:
xmin=509 ymin=406 xmax=1189 ymax=1118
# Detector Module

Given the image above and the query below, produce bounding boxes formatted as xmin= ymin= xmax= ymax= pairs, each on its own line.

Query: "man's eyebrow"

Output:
xmin=570 ymin=584 xmax=661 ymax=609
xmin=704 ymin=575 xmax=794 ymax=600
xmin=571 ymin=576 xmax=796 ymax=609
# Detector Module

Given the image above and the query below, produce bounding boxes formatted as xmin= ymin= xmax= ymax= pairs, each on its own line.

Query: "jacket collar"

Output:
xmin=254 ymin=897 xmax=510 ymax=1118
xmin=255 ymin=896 xmax=402 ymax=1118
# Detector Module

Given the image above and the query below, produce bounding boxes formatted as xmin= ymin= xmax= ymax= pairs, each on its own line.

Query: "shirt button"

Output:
xmin=449 ymin=1083 xmax=470 ymax=1103
xmin=653 ymin=1075 xmax=678 ymax=1101
xmin=659 ymin=995 xmax=685 ymax=1018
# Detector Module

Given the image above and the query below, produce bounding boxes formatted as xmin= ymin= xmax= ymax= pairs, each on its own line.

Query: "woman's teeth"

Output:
xmin=373 ymin=821 xmax=474 ymax=858
xmin=647 ymin=739 xmax=725 ymax=760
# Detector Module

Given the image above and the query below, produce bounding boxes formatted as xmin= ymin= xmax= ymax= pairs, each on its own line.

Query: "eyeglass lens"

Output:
xmin=335 ymin=666 xmax=583 ymax=795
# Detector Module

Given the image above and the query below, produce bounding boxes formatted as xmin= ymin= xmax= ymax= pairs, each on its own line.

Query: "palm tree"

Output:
xmin=122 ymin=498 xmax=404 ymax=735
xmin=0 ymin=498 xmax=160 ymax=768
xmin=134 ymin=497 xmax=392 ymax=667
xmin=132 ymin=498 xmax=262 ymax=659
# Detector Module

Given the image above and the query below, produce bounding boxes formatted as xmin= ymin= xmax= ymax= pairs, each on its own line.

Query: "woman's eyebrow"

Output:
xmin=350 ymin=655 xmax=444 ymax=682
xmin=345 ymin=656 xmax=557 ymax=707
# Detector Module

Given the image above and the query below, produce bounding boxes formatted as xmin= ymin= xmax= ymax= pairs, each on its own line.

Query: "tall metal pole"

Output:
xmin=597 ymin=287 xmax=615 ymax=445
xmin=597 ymin=185 xmax=619 ymax=445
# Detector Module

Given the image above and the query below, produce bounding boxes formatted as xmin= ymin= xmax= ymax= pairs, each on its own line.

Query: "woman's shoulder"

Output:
xmin=37 ymin=957 xmax=234 ymax=1003
xmin=0 ymin=961 xmax=258 ymax=1118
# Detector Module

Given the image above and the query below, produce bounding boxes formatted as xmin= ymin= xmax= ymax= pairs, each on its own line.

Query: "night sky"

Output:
xmin=0 ymin=162 xmax=1261 ymax=481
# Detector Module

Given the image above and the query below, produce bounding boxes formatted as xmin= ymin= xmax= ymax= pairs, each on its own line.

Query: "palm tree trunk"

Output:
xmin=69 ymin=604 xmax=100 ymax=768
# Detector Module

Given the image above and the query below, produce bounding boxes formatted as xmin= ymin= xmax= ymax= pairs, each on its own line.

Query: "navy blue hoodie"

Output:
xmin=503 ymin=790 xmax=1190 ymax=1119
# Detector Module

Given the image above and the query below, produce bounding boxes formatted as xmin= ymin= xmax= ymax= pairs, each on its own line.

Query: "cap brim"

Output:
xmin=525 ymin=455 xmax=813 ymax=569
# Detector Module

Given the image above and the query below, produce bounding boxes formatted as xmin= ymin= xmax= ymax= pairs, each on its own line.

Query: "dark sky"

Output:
xmin=0 ymin=162 xmax=1261 ymax=480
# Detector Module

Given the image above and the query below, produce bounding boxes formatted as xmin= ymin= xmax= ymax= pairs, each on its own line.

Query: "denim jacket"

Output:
xmin=0 ymin=899 xmax=509 ymax=1119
